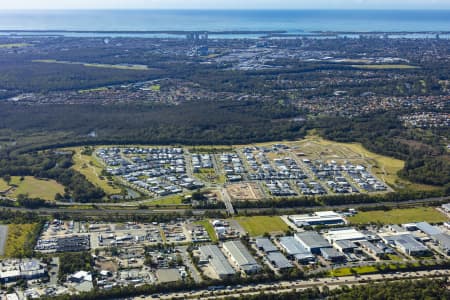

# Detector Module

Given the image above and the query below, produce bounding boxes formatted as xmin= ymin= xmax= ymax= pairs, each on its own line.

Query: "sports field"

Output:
xmin=234 ymin=216 xmax=289 ymax=236
xmin=10 ymin=176 xmax=65 ymax=201
xmin=348 ymin=207 xmax=448 ymax=225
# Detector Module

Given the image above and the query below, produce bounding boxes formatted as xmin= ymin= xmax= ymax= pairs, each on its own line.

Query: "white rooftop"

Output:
xmin=324 ymin=228 xmax=367 ymax=242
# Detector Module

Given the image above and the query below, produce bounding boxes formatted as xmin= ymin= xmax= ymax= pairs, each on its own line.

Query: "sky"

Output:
xmin=1 ymin=0 xmax=450 ymax=10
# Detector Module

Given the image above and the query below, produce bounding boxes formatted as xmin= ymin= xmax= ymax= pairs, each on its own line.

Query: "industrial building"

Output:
xmin=0 ymin=259 xmax=47 ymax=284
xmin=334 ymin=240 xmax=358 ymax=253
xmin=266 ymin=251 xmax=293 ymax=269
xmin=382 ymin=234 xmax=431 ymax=256
xmin=324 ymin=228 xmax=366 ymax=243
xmin=222 ymin=240 xmax=261 ymax=274
xmin=415 ymin=222 xmax=442 ymax=236
xmin=441 ymin=203 xmax=450 ymax=213
xmin=431 ymin=233 xmax=450 ymax=255
xmin=295 ymin=231 xmax=332 ymax=254
xmin=415 ymin=222 xmax=450 ymax=255
xmin=287 ymin=211 xmax=346 ymax=227
xmin=320 ymin=247 xmax=346 ymax=262
xmin=198 ymin=245 xmax=236 ymax=279
xmin=279 ymin=236 xmax=315 ymax=263
xmin=359 ymin=240 xmax=385 ymax=257
xmin=255 ymin=238 xmax=278 ymax=253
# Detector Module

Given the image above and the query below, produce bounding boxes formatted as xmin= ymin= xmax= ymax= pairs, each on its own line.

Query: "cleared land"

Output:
xmin=351 ymin=64 xmax=418 ymax=70
xmin=348 ymin=207 xmax=448 ymax=225
xmin=33 ymin=59 xmax=149 ymax=71
xmin=70 ymin=148 xmax=122 ymax=196
xmin=234 ymin=216 xmax=288 ymax=236
xmin=227 ymin=183 xmax=264 ymax=201
xmin=2 ymin=223 xmax=38 ymax=258
xmin=10 ymin=176 xmax=65 ymax=201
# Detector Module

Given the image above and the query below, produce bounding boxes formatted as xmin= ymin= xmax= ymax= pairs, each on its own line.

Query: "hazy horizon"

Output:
xmin=1 ymin=0 xmax=450 ymax=10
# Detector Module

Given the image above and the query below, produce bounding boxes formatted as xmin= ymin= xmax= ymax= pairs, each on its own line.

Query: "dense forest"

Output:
xmin=0 ymin=100 xmax=305 ymax=150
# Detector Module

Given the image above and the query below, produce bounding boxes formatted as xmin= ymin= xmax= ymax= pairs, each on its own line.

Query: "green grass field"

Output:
xmin=33 ymin=59 xmax=149 ymax=71
xmin=330 ymin=265 xmax=378 ymax=277
xmin=351 ymin=64 xmax=418 ymax=70
xmin=234 ymin=216 xmax=289 ymax=236
xmin=10 ymin=176 xmax=65 ymax=201
xmin=348 ymin=207 xmax=448 ymax=225
xmin=2 ymin=224 xmax=38 ymax=258
xmin=70 ymin=147 xmax=122 ymax=196
xmin=0 ymin=179 xmax=9 ymax=191
xmin=147 ymin=195 xmax=183 ymax=206
xmin=196 ymin=220 xmax=218 ymax=242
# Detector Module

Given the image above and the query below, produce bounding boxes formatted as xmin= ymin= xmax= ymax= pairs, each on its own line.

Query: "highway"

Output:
xmin=2 ymin=195 xmax=449 ymax=218
xmin=140 ymin=269 xmax=450 ymax=299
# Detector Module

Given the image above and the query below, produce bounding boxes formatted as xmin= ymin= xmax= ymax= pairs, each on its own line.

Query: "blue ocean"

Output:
xmin=0 ymin=10 xmax=449 ymax=34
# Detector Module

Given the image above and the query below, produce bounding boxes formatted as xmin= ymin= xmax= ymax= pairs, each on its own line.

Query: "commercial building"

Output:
xmin=295 ymin=231 xmax=332 ymax=254
xmin=279 ymin=236 xmax=315 ymax=263
xmin=198 ymin=245 xmax=236 ymax=279
xmin=222 ymin=240 xmax=261 ymax=274
xmin=287 ymin=211 xmax=346 ymax=227
xmin=382 ymin=234 xmax=431 ymax=256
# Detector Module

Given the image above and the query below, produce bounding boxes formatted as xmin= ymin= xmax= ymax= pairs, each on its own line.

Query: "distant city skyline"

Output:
xmin=1 ymin=0 xmax=450 ymax=10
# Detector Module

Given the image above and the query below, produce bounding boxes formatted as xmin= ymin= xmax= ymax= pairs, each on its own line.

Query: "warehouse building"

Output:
xmin=324 ymin=228 xmax=367 ymax=243
xmin=295 ymin=231 xmax=332 ymax=254
xmin=0 ymin=259 xmax=47 ymax=284
xmin=415 ymin=222 xmax=442 ymax=236
xmin=415 ymin=222 xmax=450 ymax=255
xmin=320 ymin=247 xmax=346 ymax=262
xmin=288 ymin=211 xmax=346 ymax=227
xmin=198 ymin=245 xmax=236 ymax=279
xmin=222 ymin=240 xmax=261 ymax=274
xmin=431 ymin=233 xmax=450 ymax=255
xmin=334 ymin=240 xmax=358 ymax=253
xmin=382 ymin=234 xmax=431 ymax=257
xmin=359 ymin=240 xmax=384 ymax=257
xmin=266 ymin=251 xmax=293 ymax=269
xmin=279 ymin=236 xmax=315 ymax=263
xmin=255 ymin=238 xmax=278 ymax=253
